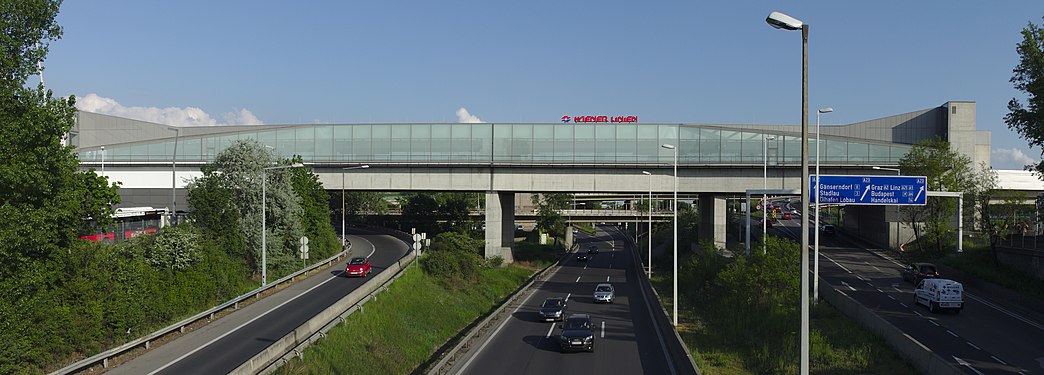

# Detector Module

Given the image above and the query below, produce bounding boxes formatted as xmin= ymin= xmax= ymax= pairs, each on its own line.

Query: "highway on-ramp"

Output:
xmin=104 ymin=229 xmax=409 ymax=375
xmin=774 ymin=217 xmax=1044 ymax=375
xmin=455 ymin=226 xmax=675 ymax=375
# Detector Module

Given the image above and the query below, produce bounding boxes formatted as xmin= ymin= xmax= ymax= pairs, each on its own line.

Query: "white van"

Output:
xmin=914 ymin=278 xmax=963 ymax=314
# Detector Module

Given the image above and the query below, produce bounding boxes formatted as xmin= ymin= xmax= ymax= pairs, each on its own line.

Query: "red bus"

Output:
xmin=80 ymin=207 xmax=171 ymax=242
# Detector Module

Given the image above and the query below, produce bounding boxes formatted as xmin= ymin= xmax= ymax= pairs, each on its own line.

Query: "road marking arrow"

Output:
xmin=953 ymin=356 xmax=985 ymax=375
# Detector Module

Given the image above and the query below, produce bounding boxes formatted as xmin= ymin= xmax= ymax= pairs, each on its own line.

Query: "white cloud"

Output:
xmin=456 ymin=107 xmax=484 ymax=123
xmin=75 ymin=93 xmax=264 ymax=126
xmin=992 ymin=147 xmax=1039 ymax=170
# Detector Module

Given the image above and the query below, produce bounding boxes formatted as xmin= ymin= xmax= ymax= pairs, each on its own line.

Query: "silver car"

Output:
xmin=593 ymin=283 xmax=615 ymax=303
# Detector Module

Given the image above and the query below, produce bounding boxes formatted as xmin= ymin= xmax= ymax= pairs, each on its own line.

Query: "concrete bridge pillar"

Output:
xmin=484 ymin=192 xmax=515 ymax=262
xmin=698 ymin=194 xmax=727 ymax=249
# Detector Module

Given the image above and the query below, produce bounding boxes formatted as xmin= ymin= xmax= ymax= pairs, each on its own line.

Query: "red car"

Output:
xmin=345 ymin=257 xmax=372 ymax=277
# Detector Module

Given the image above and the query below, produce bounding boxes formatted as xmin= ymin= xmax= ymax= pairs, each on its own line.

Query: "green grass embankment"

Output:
xmin=274 ymin=264 xmax=533 ymax=374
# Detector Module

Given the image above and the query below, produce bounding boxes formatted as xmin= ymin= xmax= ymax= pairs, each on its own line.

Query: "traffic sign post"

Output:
xmin=811 ymin=175 xmax=927 ymax=205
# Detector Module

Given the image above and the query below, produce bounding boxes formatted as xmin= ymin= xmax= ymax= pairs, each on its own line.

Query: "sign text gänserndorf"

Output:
xmin=811 ymin=175 xmax=927 ymax=205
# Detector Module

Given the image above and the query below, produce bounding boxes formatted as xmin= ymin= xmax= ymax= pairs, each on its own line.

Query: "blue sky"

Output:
xmin=42 ymin=1 xmax=1044 ymax=169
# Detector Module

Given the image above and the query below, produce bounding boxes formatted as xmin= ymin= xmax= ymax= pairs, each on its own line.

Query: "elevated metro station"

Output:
xmin=73 ymin=101 xmax=989 ymax=260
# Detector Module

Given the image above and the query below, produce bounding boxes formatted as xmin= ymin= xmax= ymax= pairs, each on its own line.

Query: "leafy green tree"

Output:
xmin=1006 ymin=16 xmax=1044 ymax=174
xmin=435 ymin=192 xmax=474 ymax=232
xmin=186 ymin=139 xmax=303 ymax=278
xmin=402 ymin=192 xmax=440 ymax=234
xmin=0 ymin=0 xmax=120 ymax=277
xmin=898 ymin=139 xmax=976 ymax=257
xmin=289 ymin=156 xmax=340 ymax=260
xmin=342 ymin=191 xmax=388 ymax=224
xmin=533 ymin=193 xmax=571 ymax=243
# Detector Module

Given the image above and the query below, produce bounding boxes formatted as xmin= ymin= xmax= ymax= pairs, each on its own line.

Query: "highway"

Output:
xmin=455 ymin=226 xmax=675 ymax=375
xmin=774 ymin=216 xmax=1044 ymax=375
xmin=105 ymin=229 xmax=409 ymax=374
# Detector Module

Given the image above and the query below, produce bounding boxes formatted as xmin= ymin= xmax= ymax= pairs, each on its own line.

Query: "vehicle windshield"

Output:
xmin=542 ymin=299 xmax=563 ymax=308
xmin=564 ymin=318 xmax=590 ymax=330
xmin=349 ymin=258 xmax=366 ymax=265
xmin=596 ymin=286 xmax=612 ymax=292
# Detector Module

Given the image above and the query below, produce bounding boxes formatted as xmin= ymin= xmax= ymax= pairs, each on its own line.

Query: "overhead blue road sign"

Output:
xmin=811 ymin=175 xmax=927 ymax=205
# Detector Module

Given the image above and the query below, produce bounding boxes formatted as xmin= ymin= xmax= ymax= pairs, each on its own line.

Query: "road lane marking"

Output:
xmin=965 ymin=293 xmax=1044 ymax=332
xmin=953 ymin=356 xmax=985 ymax=375
xmin=840 ymin=281 xmax=856 ymax=291
xmin=565 ymin=293 xmax=571 ymax=301
xmin=584 ymin=265 xmax=588 ymax=270
xmin=947 ymin=330 xmax=958 ymax=337
xmin=875 ymin=288 xmax=883 ymax=293
xmin=990 ymin=355 xmax=1006 ymax=365
xmin=575 ymin=276 xmax=581 ymax=283
xmin=893 ymin=286 xmax=903 ymax=292
xmin=967 ymin=342 xmax=981 ymax=350
xmin=545 ymin=323 xmax=556 ymax=338
xmin=899 ymin=303 xmax=909 ymax=308
xmin=606 ymin=276 xmax=610 ymax=282
xmin=149 ymin=268 xmax=346 ymax=374
xmin=456 ymin=274 xmax=550 ymax=374
xmin=822 ymin=253 xmax=853 ymax=273
xmin=887 ymin=295 xmax=896 ymax=300
xmin=914 ymin=311 xmax=924 ymax=318
xmin=601 ymin=321 xmax=605 ymax=338
xmin=929 ymin=320 xmax=940 ymax=327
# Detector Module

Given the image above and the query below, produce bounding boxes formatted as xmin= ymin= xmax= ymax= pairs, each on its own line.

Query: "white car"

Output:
xmin=914 ymin=278 xmax=963 ymax=314
xmin=593 ymin=283 xmax=615 ymax=303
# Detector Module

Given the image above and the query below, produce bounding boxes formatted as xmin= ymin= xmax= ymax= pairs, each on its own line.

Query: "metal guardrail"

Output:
xmin=52 ymin=244 xmax=356 ymax=375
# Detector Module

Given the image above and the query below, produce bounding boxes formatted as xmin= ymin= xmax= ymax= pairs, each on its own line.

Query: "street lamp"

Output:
xmin=261 ymin=162 xmax=305 ymax=286
xmin=167 ymin=127 xmax=181 ymax=217
xmin=814 ymin=107 xmax=833 ymax=304
xmin=873 ymin=166 xmax=902 ymax=253
xmin=100 ymin=146 xmax=105 ymax=177
xmin=766 ymin=10 xmax=812 ymax=375
xmin=342 ymin=165 xmax=370 ymax=246
xmin=642 ymin=170 xmax=653 ymax=279
xmin=660 ymin=143 xmax=678 ymax=327
xmin=763 ymin=135 xmax=776 ymax=254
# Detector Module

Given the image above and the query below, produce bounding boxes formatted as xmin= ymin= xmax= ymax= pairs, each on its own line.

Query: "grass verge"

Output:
xmin=650 ymin=243 xmax=916 ymax=374
xmin=273 ymin=264 xmax=532 ymax=375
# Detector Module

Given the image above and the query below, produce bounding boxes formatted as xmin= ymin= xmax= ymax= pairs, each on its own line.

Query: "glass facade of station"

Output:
xmin=77 ymin=123 xmax=911 ymax=165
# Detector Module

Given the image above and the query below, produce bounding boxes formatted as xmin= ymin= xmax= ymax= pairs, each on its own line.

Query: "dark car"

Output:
xmin=588 ymin=245 xmax=599 ymax=254
xmin=576 ymin=253 xmax=589 ymax=262
xmin=820 ymin=224 xmax=836 ymax=235
xmin=558 ymin=314 xmax=595 ymax=352
xmin=539 ymin=297 xmax=567 ymax=322
xmin=902 ymin=262 xmax=939 ymax=284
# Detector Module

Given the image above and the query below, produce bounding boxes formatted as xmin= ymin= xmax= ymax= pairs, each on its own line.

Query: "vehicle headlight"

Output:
xmin=559 ymin=335 xmax=569 ymax=342
xmin=585 ymin=335 xmax=594 ymax=342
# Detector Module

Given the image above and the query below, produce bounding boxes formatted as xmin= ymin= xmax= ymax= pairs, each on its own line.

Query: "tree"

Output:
xmin=533 ymin=193 xmax=571 ymax=244
xmin=289 ymin=156 xmax=340 ymax=260
xmin=186 ymin=140 xmax=303 ymax=278
xmin=1006 ymin=17 xmax=1044 ymax=174
xmin=898 ymin=139 xmax=976 ymax=257
xmin=401 ymin=192 xmax=440 ymax=234
xmin=0 ymin=0 xmax=120 ymax=277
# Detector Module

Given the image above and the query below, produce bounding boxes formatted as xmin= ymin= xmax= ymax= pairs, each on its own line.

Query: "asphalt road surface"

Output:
xmin=774 ymin=216 xmax=1044 ymax=375
xmin=455 ymin=226 xmax=675 ymax=375
xmin=106 ymin=229 xmax=409 ymax=375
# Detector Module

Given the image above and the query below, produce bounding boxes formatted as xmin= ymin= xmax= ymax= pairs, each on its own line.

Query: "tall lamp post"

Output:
xmin=262 ymin=162 xmax=305 ymax=286
xmin=168 ymin=127 xmax=180 ymax=216
xmin=342 ymin=165 xmax=370 ymax=246
xmin=660 ymin=143 xmax=678 ymax=326
xmin=814 ymin=107 xmax=833 ymax=304
xmin=873 ymin=166 xmax=902 ymax=251
xmin=763 ymin=135 xmax=776 ymax=254
xmin=766 ymin=10 xmax=811 ymax=375
xmin=100 ymin=146 xmax=105 ymax=177
xmin=642 ymin=170 xmax=653 ymax=279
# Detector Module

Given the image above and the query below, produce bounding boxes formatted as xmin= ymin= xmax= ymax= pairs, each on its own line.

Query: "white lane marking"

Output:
xmin=965 ymin=293 xmax=1044 ymax=332
xmin=875 ymin=288 xmax=883 ymax=293
xmin=947 ymin=330 xmax=958 ymax=338
xmin=584 ymin=265 xmax=588 ymax=270
xmin=565 ymin=293 xmax=571 ymax=302
xmin=899 ymin=303 xmax=909 ymax=308
xmin=914 ymin=311 xmax=924 ymax=318
xmin=856 ymin=275 xmax=868 ymax=282
xmin=990 ymin=355 xmax=1006 ymax=365
xmin=840 ymin=281 xmax=856 ymax=291
xmin=953 ymin=356 xmax=985 ymax=375
xmin=545 ymin=323 xmax=556 ymax=338
xmin=929 ymin=320 xmax=940 ymax=327
xmin=872 ymin=265 xmax=881 ymax=271
xmin=575 ymin=276 xmax=581 ymax=283
xmin=606 ymin=276 xmax=610 ymax=282
xmin=893 ymin=286 xmax=903 ymax=292
xmin=601 ymin=321 xmax=605 ymax=338
xmin=887 ymin=295 xmax=896 ymax=300
xmin=967 ymin=342 xmax=981 ymax=350
xmin=456 ymin=275 xmax=550 ymax=374
xmin=357 ymin=236 xmax=377 ymax=258
xmin=822 ymin=253 xmax=853 ymax=273
xmin=149 ymin=269 xmax=346 ymax=374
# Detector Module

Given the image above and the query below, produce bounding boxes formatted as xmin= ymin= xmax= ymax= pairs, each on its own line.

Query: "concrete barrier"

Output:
xmin=818 ymin=279 xmax=963 ymax=375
